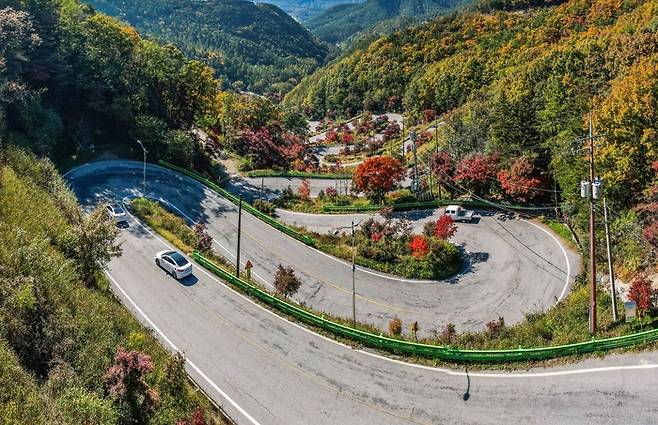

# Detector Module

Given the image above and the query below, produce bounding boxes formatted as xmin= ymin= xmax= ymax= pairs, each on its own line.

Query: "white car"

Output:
xmin=155 ymin=250 xmax=193 ymax=279
xmin=106 ymin=203 xmax=127 ymax=224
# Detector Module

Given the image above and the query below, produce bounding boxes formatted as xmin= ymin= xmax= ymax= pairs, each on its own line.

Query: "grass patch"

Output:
xmin=539 ymin=216 xmax=578 ymax=250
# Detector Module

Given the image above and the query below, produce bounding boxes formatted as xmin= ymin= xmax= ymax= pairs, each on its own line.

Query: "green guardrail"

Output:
xmin=158 ymin=161 xmax=316 ymax=247
xmin=245 ymin=170 xmax=352 ymax=180
xmin=322 ymin=199 xmax=553 ymax=213
xmin=194 ymin=250 xmax=658 ymax=363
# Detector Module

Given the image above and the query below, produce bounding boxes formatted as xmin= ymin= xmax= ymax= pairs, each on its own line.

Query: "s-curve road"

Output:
xmin=65 ymin=164 xmax=658 ymax=425
xmin=67 ymin=160 xmax=579 ymax=337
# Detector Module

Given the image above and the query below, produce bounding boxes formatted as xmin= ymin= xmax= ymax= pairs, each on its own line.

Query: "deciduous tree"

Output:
xmin=434 ymin=215 xmax=457 ymax=240
xmin=353 ymin=156 xmax=405 ymax=203
xmin=497 ymin=156 xmax=543 ymax=202
xmin=274 ymin=264 xmax=301 ymax=298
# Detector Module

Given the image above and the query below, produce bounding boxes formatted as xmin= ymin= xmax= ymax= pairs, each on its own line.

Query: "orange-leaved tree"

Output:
xmin=353 ymin=156 xmax=405 ymax=203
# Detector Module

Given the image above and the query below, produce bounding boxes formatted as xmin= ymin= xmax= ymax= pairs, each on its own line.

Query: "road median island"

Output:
xmin=158 ymin=160 xmax=316 ymax=247
xmin=127 ymin=194 xmax=658 ymax=365
xmin=193 ymin=250 xmax=658 ymax=364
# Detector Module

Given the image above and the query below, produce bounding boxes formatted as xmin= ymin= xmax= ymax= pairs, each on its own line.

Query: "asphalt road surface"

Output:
xmin=65 ymin=161 xmax=658 ymax=425
xmin=67 ymin=161 xmax=580 ymax=337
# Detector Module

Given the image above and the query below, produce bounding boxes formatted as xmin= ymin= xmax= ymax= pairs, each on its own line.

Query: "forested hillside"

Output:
xmin=288 ymin=0 xmax=658 ymax=274
xmin=0 ymin=147 xmax=222 ymax=423
xmin=263 ymin=0 xmax=362 ymax=21
xmin=84 ymin=0 xmax=329 ymax=93
xmin=306 ymin=0 xmax=467 ymax=43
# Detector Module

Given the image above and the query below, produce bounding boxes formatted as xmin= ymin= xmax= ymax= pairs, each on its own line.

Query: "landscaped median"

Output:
xmin=193 ymin=250 xmax=658 ymax=363
xmin=158 ymin=160 xmax=316 ymax=247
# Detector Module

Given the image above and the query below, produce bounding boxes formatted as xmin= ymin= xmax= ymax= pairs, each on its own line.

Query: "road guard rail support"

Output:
xmin=193 ymin=250 xmax=658 ymax=363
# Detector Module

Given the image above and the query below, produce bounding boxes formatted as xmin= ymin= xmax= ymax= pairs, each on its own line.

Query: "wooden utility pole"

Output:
xmin=588 ymin=114 xmax=597 ymax=333
xmin=236 ymin=196 xmax=243 ymax=278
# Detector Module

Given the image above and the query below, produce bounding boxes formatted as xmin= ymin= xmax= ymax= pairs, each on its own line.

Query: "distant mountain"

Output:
xmin=306 ymin=0 xmax=468 ymax=44
xmin=84 ymin=0 xmax=329 ymax=93
xmin=258 ymin=0 xmax=363 ymax=21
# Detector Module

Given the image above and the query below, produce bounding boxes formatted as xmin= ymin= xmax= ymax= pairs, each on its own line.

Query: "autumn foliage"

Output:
xmin=497 ymin=156 xmax=543 ymax=202
xmin=353 ymin=156 xmax=405 ymax=202
xmin=434 ymin=215 xmax=457 ymax=240
xmin=409 ymin=235 xmax=430 ymax=258
xmin=298 ymin=179 xmax=311 ymax=200
xmin=628 ymin=275 xmax=656 ymax=317
xmin=454 ymin=153 xmax=499 ymax=194
xmin=104 ymin=347 xmax=160 ymax=420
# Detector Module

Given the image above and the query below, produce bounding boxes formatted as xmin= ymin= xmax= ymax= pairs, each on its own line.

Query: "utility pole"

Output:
xmin=603 ymin=198 xmax=618 ymax=322
xmin=136 ymin=140 xmax=147 ymax=196
xmin=410 ymin=130 xmax=418 ymax=193
xmin=260 ymin=177 xmax=264 ymax=201
xmin=351 ymin=221 xmax=356 ymax=326
xmin=578 ymin=113 xmax=606 ymax=333
xmin=435 ymin=119 xmax=439 ymax=155
xmin=236 ymin=196 xmax=243 ymax=278
xmin=587 ymin=114 xmax=597 ymax=333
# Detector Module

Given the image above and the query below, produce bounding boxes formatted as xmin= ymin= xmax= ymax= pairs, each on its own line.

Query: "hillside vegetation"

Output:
xmin=0 ymin=148 xmax=221 ymax=424
xmin=265 ymin=0 xmax=362 ymax=21
xmin=287 ymin=0 xmax=658 ymax=274
xmin=84 ymin=0 xmax=329 ymax=93
xmin=306 ymin=0 xmax=467 ymax=43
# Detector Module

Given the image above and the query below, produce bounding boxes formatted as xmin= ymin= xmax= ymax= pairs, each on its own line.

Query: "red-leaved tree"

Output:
xmin=454 ymin=152 xmax=500 ymax=195
xmin=353 ymin=156 xmax=405 ymax=203
xmin=105 ymin=347 xmax=160 ymax=421
xmin=434 ymin=215 xmax=457 ymax=240
xmin=409 ymin=235 xmax=430 ymax=258
xmin=298 ymin=179 xmax=311 ymax=200
xmin=497 ymin=156 xmax=543 ymax=202
xmin=628 ymin=275 xmax=656 ymax=317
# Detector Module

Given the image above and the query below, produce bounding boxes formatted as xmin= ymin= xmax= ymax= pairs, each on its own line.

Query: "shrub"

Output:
xmin=274 ymin=264 xmax=302 ymax=298
xmin=485 ymin=316 xmax=505 ymax=338
xmin=628 ymin=275 xmax=656 ymax=317
xmin=389 ymin=316 xmax=402 ymax=336
xmin=440 ymin=323 xmax=456 ymax=344
xmin=434 ymin=215 xmax=457 ymax=240
xmin=298 ymin=179 xmax=311 ymax=200
xmin=409 ymin=235 xmax=430 ymax=258
xmin=193 ymin=223 xmax=213 ymax=252
xmin=253 ymin=199 xmax=276 ymax=216
xmin=325 ymin=186 xmax=338 ymax=198
xmin=104 ymin=347 xmax=160 ymax=422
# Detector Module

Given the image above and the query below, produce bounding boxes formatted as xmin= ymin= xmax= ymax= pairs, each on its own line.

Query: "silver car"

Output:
xmin=106 ymin=203 xmax=128 ymax=224
xmin=155 ymin=250 xmax=193 ymax=279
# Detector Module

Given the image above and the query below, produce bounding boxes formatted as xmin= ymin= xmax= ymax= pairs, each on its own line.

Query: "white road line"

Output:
xmin=521 ymin=219 xmax=572 ymax=302
xmin=74 ymin=163 xmax=648 ymax=381
xmin=103 ymin=271 xmax=262 ymax=425
xmin=119 ymin=199 xmax=658 ymax=380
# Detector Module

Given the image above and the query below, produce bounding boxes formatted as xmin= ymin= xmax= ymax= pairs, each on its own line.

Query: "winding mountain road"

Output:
xmin=67 ymin=161 xmax=579 ymax=336
xmin=64 ymin=161 xmax=658 ymax=425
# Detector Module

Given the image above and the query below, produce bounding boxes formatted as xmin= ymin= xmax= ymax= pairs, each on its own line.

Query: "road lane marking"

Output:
xmin=72 ymin=163 xmax=652 ymax=381
xmin=521 ymin=219 xmax=572 ymax=302
xmin=104 ymin=271 xmax=262 ymax=425
xmin=119 ymin=205 xmax=658 ymax=380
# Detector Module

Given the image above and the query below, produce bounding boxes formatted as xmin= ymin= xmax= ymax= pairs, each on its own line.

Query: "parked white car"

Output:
xmin=155 ymin=250 xmax=193 ymax=279
xmin=106 ymin=203 xmax=127 ymax=224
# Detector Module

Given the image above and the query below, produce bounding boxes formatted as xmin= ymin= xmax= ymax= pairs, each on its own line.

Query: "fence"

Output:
xmin=158 ymin=161 xmax=315 ymax=247
xmin=193 ymin=251 xmax=658 ymax=363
